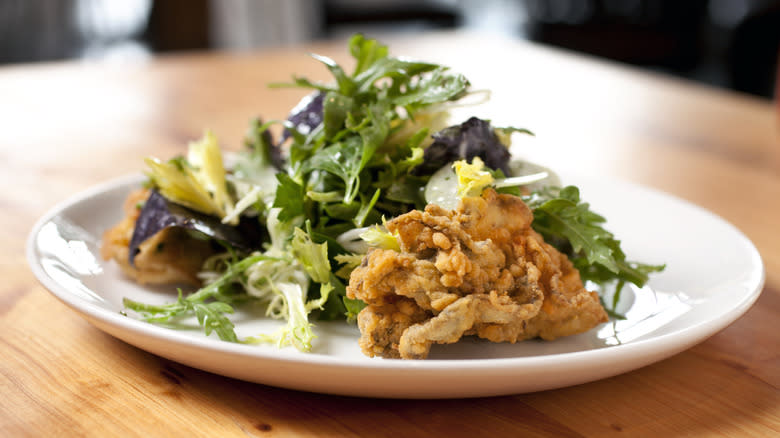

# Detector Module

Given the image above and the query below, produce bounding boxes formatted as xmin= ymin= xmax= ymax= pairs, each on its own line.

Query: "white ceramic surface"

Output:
xmin=27 ymin=174 xmax=764 ymax=398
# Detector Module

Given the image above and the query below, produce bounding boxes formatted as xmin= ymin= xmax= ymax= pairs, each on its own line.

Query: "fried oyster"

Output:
xmin=346 ymin=188 xmax=608 ymax=359
xmin=101 ymin=189 xmax=216 ymax=286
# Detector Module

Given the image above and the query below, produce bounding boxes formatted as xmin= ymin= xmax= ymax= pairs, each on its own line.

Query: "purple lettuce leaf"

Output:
xmin=280 ymin=91 xmax=324 ymax=144
xmin=128 ymin=190 xmax=266 ymax=266
xmin=413 ymin=117 xmax=512 ymax=176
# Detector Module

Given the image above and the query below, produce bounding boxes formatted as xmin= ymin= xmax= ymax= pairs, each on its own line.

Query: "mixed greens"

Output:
xmin=122 ymin=35 xmax=663 ymax=351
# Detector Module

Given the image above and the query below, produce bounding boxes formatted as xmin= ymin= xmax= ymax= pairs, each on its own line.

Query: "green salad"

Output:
xmin=120 ymin=35 xmax=663 ymax=351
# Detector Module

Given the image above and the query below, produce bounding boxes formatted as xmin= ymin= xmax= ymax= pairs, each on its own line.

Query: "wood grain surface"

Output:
xmin=1 ymin=31 xmax=778 ymax=437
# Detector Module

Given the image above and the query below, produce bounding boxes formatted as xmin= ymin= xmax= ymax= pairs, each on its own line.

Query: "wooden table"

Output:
xmin=2 ymin=31 xmax=778 ymax=437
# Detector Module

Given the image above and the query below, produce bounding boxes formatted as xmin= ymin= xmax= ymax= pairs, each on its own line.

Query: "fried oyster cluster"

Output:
xmin=346 ymin=189 xmax=608 ymax=359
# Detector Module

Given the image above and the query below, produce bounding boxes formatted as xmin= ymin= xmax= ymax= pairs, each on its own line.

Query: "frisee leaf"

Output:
xmin=245 ymin=282 xmax=315 ymax=351
xmin=334 ymin=253 xmax=365 ymax=279
xmin=290 ymin=227 xmax=331 ymax=284
xmin=453 ymin=157 xmax=494 ymax=197
xmin=360 ymin=223 xmax=400 ymax=251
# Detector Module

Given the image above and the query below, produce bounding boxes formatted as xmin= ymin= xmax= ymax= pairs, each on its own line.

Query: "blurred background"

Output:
xmin=1 ymin=0 xmax=778 ymax=98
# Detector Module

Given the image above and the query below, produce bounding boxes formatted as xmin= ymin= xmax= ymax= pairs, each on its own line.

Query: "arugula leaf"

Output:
xmin=344 ymin=297 xmax=367 ymax=323
xmin=273 ymin=173 xmax=305 ymax=222
xmin=353 ymin=58 xmax=440 ymax=94
xmin=356 ymin=103 xmax=390 ymax=171
xmin=390 ymin=67 xmax=469 ymax=107
xmin=314 ymin=275 xmax=347 ymax=320
xmin=192 ymin=301 xmax=237 ymax=341
xmin=302 ymin=138 xmax=362 ymax=203
xmin=350 ymin=34 xmax=389 ymax=76
xmin=355 ymin=189 xmax=381 ymax=227
xmin=275 ymin=76 xmax=336 ymax=94
xmin=530 ymin=186 xmax=619 ymax=273
xmin=322 ymin=91 xmax=354 ymax=140
xmin=240 ymin=118 xmax=283 ymax=170
xmin=123 ymin=253 xmax=272 ymax=342
xmin=524 ymin=186 xmax=665 ymax=301
xmin=310 ymin=53 xmax=356 ymax=96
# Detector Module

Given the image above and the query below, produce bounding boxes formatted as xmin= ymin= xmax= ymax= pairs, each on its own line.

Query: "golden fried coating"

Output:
xmin=347 ymin=189 xmax=608 ymax=359
xmin=101 ymin=189 xmax=215 ymax=286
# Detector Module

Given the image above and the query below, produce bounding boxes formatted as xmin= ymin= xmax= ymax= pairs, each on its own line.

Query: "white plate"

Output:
xmin=27 ymin=174 xmax=764 ymax=398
